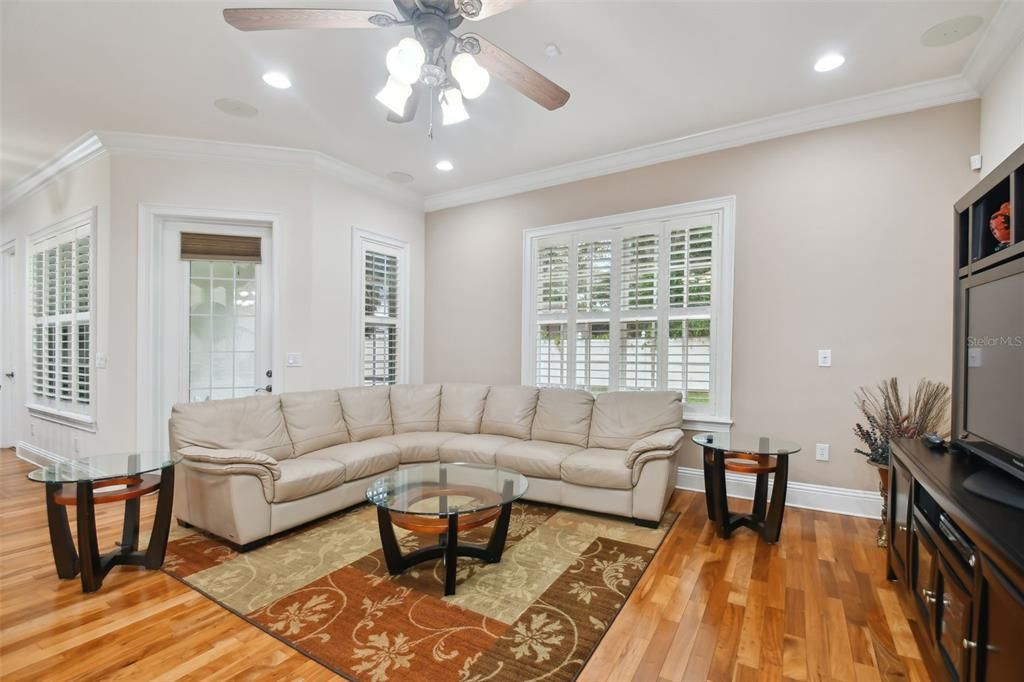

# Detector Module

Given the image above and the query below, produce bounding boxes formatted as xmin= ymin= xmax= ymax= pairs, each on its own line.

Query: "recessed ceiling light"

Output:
xmin=262 ymin=71 xmax=292 ymax=89
xmin=386 ymin=171 xmax=414 ymax=184
xmin=921 ymin=16 xmax=984 ymax=47
xmin=214 ymin=98 xmax=259 ymax=118
xmin=435 ymin=160 xmax=454 ymax=172
xmin=814 ymin=53 xmax=845 ymax=73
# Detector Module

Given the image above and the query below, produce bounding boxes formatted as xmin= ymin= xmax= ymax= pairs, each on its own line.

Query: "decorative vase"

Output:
xmin=868 ymin=460 xmax=889 ymax=548
xmin=990 ymin=201 xmax=1011 ymax=248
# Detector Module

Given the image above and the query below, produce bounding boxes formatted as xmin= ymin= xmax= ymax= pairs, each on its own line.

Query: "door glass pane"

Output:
xmin=188 ymin=259 xmax=260 ymax=401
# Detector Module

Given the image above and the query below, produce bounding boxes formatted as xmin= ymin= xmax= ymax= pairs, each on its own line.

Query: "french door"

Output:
xmin=0 ymin=243 xmax=17 ymax=448
xmin=159 ymin=221 xmax=273 ymax=414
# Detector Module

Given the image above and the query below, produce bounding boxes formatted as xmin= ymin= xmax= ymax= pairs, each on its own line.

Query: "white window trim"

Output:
xmin=25 ymin=207 xmax=97 ymax=431
xmin=522 ymin=196 xmax=735 ymax=430
xmin=351 ymin=228 xmax=410 ymax=386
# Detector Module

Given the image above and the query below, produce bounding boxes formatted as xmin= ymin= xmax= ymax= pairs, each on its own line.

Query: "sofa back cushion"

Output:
xmin=531 ymin=388 xmax=594 ymax=448
xmin=390 ymin=384 xmax=441 ymax=433
xmin=280 ymin=390 xmax=350 ymax=456
xmin=588 ymin=390 xmax=683 ymax=449
xmin=439 ymin=384 xmax=490 ymax=433
xmin=480 ymin=385 xmax=539 ymax=439
xmin=170 ymin=395 xmax=295 ymax=460
xmin=339 ymin=386 xmax=394 ymax=441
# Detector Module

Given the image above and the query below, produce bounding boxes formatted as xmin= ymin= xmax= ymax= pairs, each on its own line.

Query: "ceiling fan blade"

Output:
xmin=464 ymin=0 xmax=528 ymax=21
xmin=386 ymin=83 xmax=422 ymax=124
xmin=223 ymin=8 xmax=395 ymax=31
xmin=468 ymin=34 xmax=570 ymax=111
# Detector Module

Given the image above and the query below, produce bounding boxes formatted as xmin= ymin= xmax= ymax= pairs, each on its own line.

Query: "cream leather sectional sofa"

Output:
xmin=169 ymin=384 xmax=685 ymax=548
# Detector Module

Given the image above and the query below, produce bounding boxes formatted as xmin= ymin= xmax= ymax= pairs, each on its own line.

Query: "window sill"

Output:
xmin=26 ymin=404 xmax=97 ymax=433
xmin=682 ymin=415 xmax=732 ymax=433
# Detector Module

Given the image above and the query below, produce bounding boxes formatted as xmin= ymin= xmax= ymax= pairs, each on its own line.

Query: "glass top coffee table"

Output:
xmin=27 ymin=452 xmax=180 ymax=592
xmin=366 ymin=462 xmax=528 ymax=596
xmin=693 ymin=432 xmax=802 ymax=543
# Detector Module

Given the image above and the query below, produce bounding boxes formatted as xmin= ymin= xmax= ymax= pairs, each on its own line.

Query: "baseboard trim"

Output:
xmin=676 ymin=465 xmax=882 ymax=520
xmin=15 ymin=441 xmax=67 ymax=467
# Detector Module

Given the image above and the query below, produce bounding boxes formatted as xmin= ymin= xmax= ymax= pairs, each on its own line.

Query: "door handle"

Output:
xmin=256 ymin=385 xmax=273 ymax=393
xmin=3 ymin=372 xmax=13 ymax=379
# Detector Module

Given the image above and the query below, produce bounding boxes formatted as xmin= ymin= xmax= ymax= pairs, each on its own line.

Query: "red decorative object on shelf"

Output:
xmin=990 ymin=201 xmax=1011 ymax=246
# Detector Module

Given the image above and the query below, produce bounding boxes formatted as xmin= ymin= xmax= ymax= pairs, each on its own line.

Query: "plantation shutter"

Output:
xmin=30 ymin=221 xmax=93 ymax=415
xmin=180 ymin=233 xmax=261 ymax=262
xmin=363 ymin=248 xmax=399 ymax=385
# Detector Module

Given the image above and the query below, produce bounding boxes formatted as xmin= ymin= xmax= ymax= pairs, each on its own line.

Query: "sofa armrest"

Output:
xmin=626 ymin=429 xmax=683 ymax=486
xmin=177 ymin=446 xmax=280 ymax=503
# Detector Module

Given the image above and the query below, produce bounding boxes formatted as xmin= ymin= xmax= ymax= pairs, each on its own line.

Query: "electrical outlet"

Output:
xmin=29 ymin=423 xmax=35 ymax=436
xmin=73 ymin=437 xmax=80 ymax=454
xmin=815 ymin=443 xmax=830 ymax=461
xmin=817 ymin=349 xmax=832 ymax=367
xmin=95 ymin=352 xmax=107 ymax=369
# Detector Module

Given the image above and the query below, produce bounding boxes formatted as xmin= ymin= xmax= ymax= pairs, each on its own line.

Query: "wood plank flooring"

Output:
xmin=0 ymin=449 xmax=934 ymax=681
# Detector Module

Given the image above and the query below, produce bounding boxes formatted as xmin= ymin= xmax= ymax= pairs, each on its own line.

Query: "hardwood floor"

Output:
xmin=0 ymin=449 xmax=934 ymax=681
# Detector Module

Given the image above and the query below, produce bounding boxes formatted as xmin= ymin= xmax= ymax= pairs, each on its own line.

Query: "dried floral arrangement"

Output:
xmin=853 ymin=378 xmax=951 ymax=465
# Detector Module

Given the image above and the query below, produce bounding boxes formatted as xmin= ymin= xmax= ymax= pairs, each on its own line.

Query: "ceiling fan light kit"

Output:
xmin=224 ymin=1 xmax=569 ymax=135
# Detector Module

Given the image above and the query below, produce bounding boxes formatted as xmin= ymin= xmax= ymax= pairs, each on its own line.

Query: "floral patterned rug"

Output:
xmin=163 ymin=502 xmax=675 ymax=681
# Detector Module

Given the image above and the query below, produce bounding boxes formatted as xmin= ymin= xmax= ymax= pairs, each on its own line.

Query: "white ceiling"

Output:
xmin=0 ymin=0 xmax=1007 ymax=197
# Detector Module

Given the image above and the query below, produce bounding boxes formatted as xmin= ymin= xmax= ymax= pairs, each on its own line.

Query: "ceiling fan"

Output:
xmin=223 ymin=1 xmax=570 ymax=129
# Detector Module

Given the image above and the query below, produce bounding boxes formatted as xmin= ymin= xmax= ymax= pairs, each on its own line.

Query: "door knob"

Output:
xmin=3 ymin=372 xmax=13 ymax=379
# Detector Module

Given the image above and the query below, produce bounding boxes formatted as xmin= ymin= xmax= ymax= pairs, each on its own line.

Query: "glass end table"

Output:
xmin=693 ymin=433 xmax=801 ymax=543
xmin=28 ymin=452 xmax=180 ymax=592
xmin=366 ymin=462 xmax=528 ymax=596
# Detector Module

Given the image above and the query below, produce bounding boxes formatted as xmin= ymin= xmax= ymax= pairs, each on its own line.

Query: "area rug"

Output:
xmin=163 ymin=501 xmax=676 ymax=681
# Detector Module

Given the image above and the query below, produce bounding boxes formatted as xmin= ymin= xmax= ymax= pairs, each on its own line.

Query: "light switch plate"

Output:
xmin=95 ymin=352 xmax=107 ymax=369
xmin=815 ymin=443 xmax=830 ymax=461
xmin=286 ymin=353 xmax=303 ymax=367
xmin=817 ymin=349 xmax=832 ymax=367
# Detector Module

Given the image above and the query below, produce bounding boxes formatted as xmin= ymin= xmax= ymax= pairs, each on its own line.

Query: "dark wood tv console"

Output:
xmin=888 ymin=438 xmax=1024 ymax=682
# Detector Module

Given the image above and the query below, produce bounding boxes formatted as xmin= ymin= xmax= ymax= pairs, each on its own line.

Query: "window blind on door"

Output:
xmin=362 ymin=248 xmax=400 ymax=385
xmin=180 ymin=233 xmax=262 ymax=262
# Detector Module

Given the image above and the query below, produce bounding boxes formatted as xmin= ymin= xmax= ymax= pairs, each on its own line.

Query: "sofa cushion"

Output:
xmin=338 ymin=386 xmax=394 ymax=441
xmin=588 ymin=391 xmax=683 ymax=449
xmin=439 ymin=433 xmax=518 ymax=465
xmin=377 ymin=432 xmax=461 ymax=464
xmin=481 ymin=385 xmax=539 ymax=439
xmin=530 ymin=388 xmax=595 ymax=448
xmin=280 ymin=390 xmax=350 ymax=456
xmin=308 ymin=440 xmax=400 ymax=481
xmin=560 ymin=448 xmax=632 ymax=490
xmin=439 ymin=384 xmax=490 ymax=433
xmin=170 ymin=395 xmax=295 ymax=461
xmin=496 ymin=440 xmax=581 ymax=480
xmin=390 ymin=384 xmax=442 ymax=433
xmin=272 ymin=458 xmax=347 ymax=503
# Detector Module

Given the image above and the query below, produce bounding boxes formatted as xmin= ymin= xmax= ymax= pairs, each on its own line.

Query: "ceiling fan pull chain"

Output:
xmin=428 ymin=86 xmax=435 ymax=140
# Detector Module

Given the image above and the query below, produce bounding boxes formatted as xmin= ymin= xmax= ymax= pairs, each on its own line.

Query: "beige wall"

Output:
xmin=980 ymin=39 xmax=1024 ymax=173
xmin=424 ymin=101 xmax=981 ymax=491
xmin=1 ymin=152 xmax=424 ymax=458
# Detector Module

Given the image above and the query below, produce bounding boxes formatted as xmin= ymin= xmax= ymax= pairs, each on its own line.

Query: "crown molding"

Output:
xmin=3 ymin=131 xmax=423 ymax=212
xmin=2 ymin=132 xmax=107 ymax=208
xmin=962 ymin=0 xmax=1024 ymax=92
xmin=423 ymin=74 xmax=979 ymax=212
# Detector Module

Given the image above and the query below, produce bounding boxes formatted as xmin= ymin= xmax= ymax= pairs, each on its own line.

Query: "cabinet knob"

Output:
xmin=968 ymin=554 xmax=976 ymax=568
xmin=921 ymin=588 xmax=936 ymax=604
xmin=963 ymin=639 xmax=977 ymax=650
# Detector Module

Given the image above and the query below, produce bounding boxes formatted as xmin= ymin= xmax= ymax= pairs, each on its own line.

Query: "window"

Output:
xmin=353 ymin=230 xmax=408 ymax=386
xmin=524 ymin=198 xmax=734 ymax=425
xmin=28 ymin=208 xmax=96 ymax=427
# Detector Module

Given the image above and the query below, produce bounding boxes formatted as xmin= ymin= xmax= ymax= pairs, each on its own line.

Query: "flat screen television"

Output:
xmin=957 ymin=261 xmax=1024 ymax=507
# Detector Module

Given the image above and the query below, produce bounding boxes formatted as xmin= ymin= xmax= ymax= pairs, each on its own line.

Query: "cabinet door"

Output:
xmin=910 ymin=518 xmax=938 ymax=629
xmin=936 ymin=557 xmax=973 ymax=681
xmin=890 ymin=457 xmax=913 ymax=576
xmin=973 ymin=557 xmax=1024 ymax=681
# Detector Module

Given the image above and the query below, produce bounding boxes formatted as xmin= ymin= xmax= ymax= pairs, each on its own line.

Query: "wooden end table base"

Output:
xmin=702 ymin=447 xmax=790 ymax=543
xmin=44 ymin=466 xmax=175 ymax=593
xmin=376 ymin=500 xmax=513 ymax=596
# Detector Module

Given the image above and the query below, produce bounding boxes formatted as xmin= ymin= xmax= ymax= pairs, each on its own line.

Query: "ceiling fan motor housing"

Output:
xmin=414 ymin=12 xmax=454 ymax=50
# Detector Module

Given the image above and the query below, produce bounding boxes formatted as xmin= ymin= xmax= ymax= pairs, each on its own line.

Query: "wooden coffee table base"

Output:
xmin=44 ymin=466 xmax=175 ymax=593
xmin=375 ymin=482 xmax=514 ymax=596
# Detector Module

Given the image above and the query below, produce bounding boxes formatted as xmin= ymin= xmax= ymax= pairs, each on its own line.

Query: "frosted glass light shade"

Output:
xmin=376 ymin=77 xmax=412 ymax=115
xmin=440 ymin=88 xmax=469 ymax=125
xmin=386 ymin=37 xmax=426 ymax=85
xmin=451 ymin=53 xmax=490 ymax=99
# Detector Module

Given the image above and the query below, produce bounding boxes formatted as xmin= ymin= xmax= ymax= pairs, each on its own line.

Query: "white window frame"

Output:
xmin=352 ymin=228 xmax=410 ymax=386
xmin=25 ymin=207 xmax=97 ymax=431
xmin=522 ymin=197 xmax=735 ymax=431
